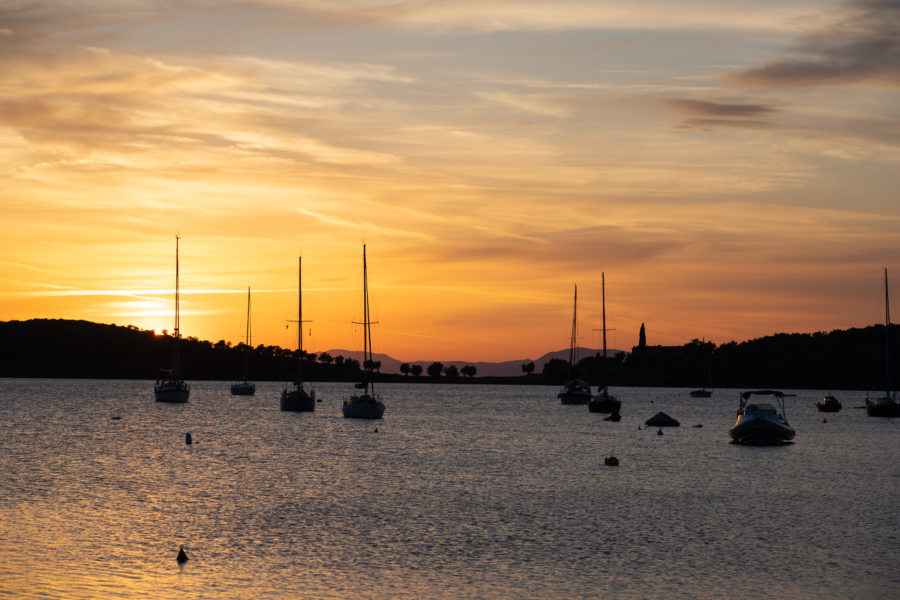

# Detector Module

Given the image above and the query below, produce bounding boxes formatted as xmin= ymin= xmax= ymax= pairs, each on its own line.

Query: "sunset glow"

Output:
xmin=2 ymin=0 xmax=898 ymax=362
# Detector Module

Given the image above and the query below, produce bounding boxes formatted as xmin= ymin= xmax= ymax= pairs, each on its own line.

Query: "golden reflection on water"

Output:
xmin=0 ymin=380 xmax=897 ymax=599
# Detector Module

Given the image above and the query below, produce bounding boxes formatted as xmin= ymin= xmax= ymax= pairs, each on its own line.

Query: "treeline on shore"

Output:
xmin=1 ymin=318 xmax=897 ymax=391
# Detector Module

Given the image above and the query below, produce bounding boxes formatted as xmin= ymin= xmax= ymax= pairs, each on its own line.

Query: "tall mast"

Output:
xmin=363 ymin=244 xmax=372 ymax=395
xmin=569 ymin=284 xmax=577 ymax=374
xmin=173 ymin=235 xmax=181 ymax=375
xmin=244 ymin=286 xmax=251 ymax=379
xmin=601 ymin=272 xmax=607 ymax=397
xmin=885 ymin=268 xmax=891 ymax=394
xmin=297 ymin=257 xmax=304 ymax=388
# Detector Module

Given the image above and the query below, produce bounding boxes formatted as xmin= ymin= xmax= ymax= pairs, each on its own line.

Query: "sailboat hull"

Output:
xmin=281 ymin=387 xmax=315 ymax=412
xmin=588 ymin=395 xmax=621 ymax=413
xmin=865 ymin=396 xmax=900 ymax=417
xmin=230 ymin=382 xmax=256 ymax=396
xmin=342 ymin=395 xmax=385 ymax=419
xmin=154 ymin=381 xmax=190 ymax=403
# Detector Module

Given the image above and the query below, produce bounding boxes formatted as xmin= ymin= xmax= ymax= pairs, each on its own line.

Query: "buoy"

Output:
xmin=657 ymin=427 xmax=663 ymax=435
xmin=605 ymin=456 xmax=619 ymax=466
xmin=374 ymin=427 xmax=378 ymax=433
xmin=111 ymin=416 xmax=122 ymax=420
xmin=693 ymin=423 xmax=703 ymax=428
xmin=185 ymin=433 xmax=192 ymax=445
xmin=823 ymin=418 xmax=827 ymax=423
xmin=177 ymin=545 xmax=188 ymax=563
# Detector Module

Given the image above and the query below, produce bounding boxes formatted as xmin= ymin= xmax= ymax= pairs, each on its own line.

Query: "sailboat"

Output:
xmin=342 ymin=244 xmax=385 ymax=419
xmin=154 ymin=235 xmax=190 ymax=403
xmin=230 ymin=287 xmax=256 ymax=395
xmin=588 ymin=272 xmax=621 ymax=413
xmin=866 ymin=268 xmax=900 ymax=417
xmin=689 ymin=356 xmax=713 ymax=398
xmin=281 ymin=257 xmax=316 ymax=412
xmin=558 ymin=284 xmax=592 ymax=404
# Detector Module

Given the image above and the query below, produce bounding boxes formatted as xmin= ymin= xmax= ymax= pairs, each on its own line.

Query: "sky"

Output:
xmin=1 ymin=0 xmax=899 ymax=363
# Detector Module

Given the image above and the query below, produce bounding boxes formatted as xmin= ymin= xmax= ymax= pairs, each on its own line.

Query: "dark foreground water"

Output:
xmin=0 ymin=379 xmax=897 ymax=599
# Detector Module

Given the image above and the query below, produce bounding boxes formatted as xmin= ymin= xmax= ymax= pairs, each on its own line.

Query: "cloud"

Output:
xmin=665 ymin=99 xmax=777 ymax=118
xmin=727 ymin=0 xmax=900 ymax=88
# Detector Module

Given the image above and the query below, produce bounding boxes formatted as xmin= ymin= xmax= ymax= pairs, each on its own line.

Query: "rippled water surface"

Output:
xmin=1 ymin=379 xmax=897 ymax=599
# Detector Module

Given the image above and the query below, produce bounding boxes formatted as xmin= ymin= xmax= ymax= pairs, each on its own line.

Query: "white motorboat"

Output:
xmin=343 ymin=244 xmax=385 ymax=419
xmin=729 ymin=390 xmax=795 ymax=445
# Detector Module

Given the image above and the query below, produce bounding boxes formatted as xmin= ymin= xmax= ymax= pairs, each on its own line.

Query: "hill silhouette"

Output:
xmin=0 ymin=318 xmax=897 ymax=390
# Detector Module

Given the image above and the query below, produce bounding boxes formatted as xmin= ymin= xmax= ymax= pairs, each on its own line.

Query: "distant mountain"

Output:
xmin=318 ymin=346 xmax=624 ymax=377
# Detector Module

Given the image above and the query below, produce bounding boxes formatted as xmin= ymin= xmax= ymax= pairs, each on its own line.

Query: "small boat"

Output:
xmin=729 ymin=390 xmax=795 ymax=445
xmin=281 ymin=257 xmax=316 ymax=412
xmin=155 ymin=236 xmax=190 ymax=403
xmin=689 ymin=351 xmax=714 ymax=397
xmin=815 ymin=395 xmax=841 ymax=412
xmin=343 ymin=245 xmax=385 ymax=419
xmin=866 ymin=268 xmax=900 ymax=418
xmin=589 ymin=273 xmax=621 ymax=414
xmin=558 ymin=284 xmax=591 ymax=405
xmin=230 ymin=287 xmax=256 ymax=396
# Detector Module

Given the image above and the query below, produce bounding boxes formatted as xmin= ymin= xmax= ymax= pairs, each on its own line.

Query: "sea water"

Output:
xmin=0 ymin=379 xmax=897 ymax=599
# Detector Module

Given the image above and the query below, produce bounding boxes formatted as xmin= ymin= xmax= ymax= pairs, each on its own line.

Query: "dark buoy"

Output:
xmin=185 ymin=432 xmax=192 ymax=445
xmin=111 ymin=416 xmax=122 ymax=420
xmin=823 ymin=418 xmax=827 ymax=423
xmin=693 ymin=423 xmax=703 ymax=428
xmin=604 ymin=456 xmax=619 ymax=466
xmin=177 ymin=545 xmax=188 ymax=563
xmin=657 ymin=427 xmax=663 ymax=435
xmin=374 ymin=427 xmax=378 ymax=433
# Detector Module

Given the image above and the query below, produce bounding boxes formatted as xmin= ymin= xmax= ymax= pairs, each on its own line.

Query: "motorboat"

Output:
xmin=815 ymin=395 xmax=841 ymax=412
xmin=342 ymin=245 xmax=385 ymax=419
xmin=154 ymin=235 xmax=190 ymax=403
xmin=729 ymin=390 xmax=795 ymax=445
xmin=282 ymin=257 xmax=315 ymax=412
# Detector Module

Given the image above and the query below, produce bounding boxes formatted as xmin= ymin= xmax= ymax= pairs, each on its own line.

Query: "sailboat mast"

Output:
xmin=244 ymin=286 xmax=251 ymax=379
xmin=298 ymin=257 xmax=303 ymax=353
xmin=601 ymin=272 xmax=607 ymax=396
xmin=885 ymin=268 xmax=891 ymax=394
xmin=173 ymin=235 xmax=181 ymax=375
xmin=567 ymin=284 xmax=578 ymax=378
xmin=363 ymin=244 xmax=372 ymax=395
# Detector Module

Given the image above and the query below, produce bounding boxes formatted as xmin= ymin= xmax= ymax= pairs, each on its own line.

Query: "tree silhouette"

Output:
xmin=461 ymin=365 xmax=477 ymax=378
xmin=444 ymin=364 xmax=459 ymax=378
xmin=318 ymin=352 xmax=333 ymax=365
xmin=411 ymin=364 xmax=423 ymax=377
xmin=427 ymin=362 xmax=444 ymax=378
xmin=521 ymin=361 xmax=535 ymax=376
xmin=400 ymin=362 xmax=410 ymax=376
xmin=639 ymin=323 xmax=646 ymax=348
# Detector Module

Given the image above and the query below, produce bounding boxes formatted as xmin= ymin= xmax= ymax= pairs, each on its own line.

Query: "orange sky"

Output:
xmin=2 ymin=1 xmax=899 ymax=362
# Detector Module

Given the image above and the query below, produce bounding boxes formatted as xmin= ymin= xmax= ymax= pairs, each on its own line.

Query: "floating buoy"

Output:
xmin=111 ymin=416 xmax=122 ymax=420
xmin=657 ymin=427 xmax=663 ymax=435
xmin=374 ymin=427 xmax=378 ymax=433
xmin=177 ymin=545 xmax=188 ymax=563
xmin=823 ymin=418 xmax=827 ymax=423
xmin=605 ymin=456 xmax=619 ymax=466
xmin=693 ymin=423 xmax=703 ymax=428
xmin=185 ymin=432 xmax=192 ymax=445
